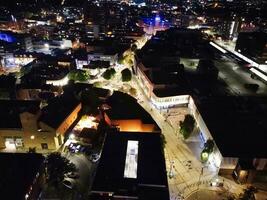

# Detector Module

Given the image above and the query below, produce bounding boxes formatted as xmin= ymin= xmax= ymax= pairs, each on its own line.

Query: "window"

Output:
xmin=41 ymin=143 xmax=48 ymax=150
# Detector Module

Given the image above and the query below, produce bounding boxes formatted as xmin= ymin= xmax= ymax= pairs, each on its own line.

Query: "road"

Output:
xmin=85 ymin=64 xmax=246 ymax=199
xmin=215 ymin=60 xmax=267 ymax=96
xmin=132 ymin=76 xmax=224 ymax=199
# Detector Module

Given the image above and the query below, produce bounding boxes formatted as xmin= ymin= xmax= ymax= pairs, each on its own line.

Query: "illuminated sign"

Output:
xmin=0 ymin=33 xmax=16 ymax=43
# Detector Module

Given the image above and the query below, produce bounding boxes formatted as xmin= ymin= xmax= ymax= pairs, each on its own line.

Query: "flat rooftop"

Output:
xmin=106 ymin=91 xmax=157 ymax=125
xmin=0 ymin=153 xmax=44 ymax=200
xmin=0 ymin=100 xmax=40 ymax=129
xmin=91 ymin=130 xmax=169 ymax=200
xmin=196 ymin=96 xmax=267 ymax=158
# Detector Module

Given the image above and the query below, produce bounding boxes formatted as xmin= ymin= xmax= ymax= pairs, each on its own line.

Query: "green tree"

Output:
xmin=204 ymin=139 xmax=215 ymax=153
xmin=131 ymin=44 xmax=137 ymax=52
xmin=102 ymin=68 xmax=116 ymax=80
xmin=117 ymin=56 xmax=125 ymax=65
xmin=121 ymin=68 xmax=132 ymax=82
xmin=76 ymin=70 xmax=89 ymax=82
xmin=179 ymin=114 xmax=195 ymax=139
xmin=68 ymin=70 xmax=89 ymax=82
xmin=46 ymin=152 xmax=76 ymax=189
xmin=200 ymin=139 xmax=215 ymax=162
xmin=110 ymin=68 xmax=116 ymax=76
xmin=129 ymin=87 xmax=137 ymax=96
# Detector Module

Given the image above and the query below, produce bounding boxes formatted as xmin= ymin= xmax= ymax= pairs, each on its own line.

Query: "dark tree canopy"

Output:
xmin=121 ymin=68 xmax=132 ymax=82
xmin=68 ymin=69 xmax=89 ymax=82
xmin=179 ymin=114 xmax=195 ymax=139
xmin=46 ymin=152 xmax=76 ymax=188
xmin=102 ymin=68 xmax=116 ymax=80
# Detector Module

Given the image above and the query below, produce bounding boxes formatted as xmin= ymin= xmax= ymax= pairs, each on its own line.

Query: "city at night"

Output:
xmin=0 ymin=0 xmax=267 ymax=199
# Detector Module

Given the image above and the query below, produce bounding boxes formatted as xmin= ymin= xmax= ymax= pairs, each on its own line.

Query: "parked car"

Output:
xmin=62 ymin=178 xmax=76 ymax=189
xmin=68 ymin=142 xmax=90 ymax=153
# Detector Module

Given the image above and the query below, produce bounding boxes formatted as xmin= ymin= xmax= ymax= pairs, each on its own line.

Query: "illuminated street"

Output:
xmin=1 ymin=1 xmax=267 ymax=199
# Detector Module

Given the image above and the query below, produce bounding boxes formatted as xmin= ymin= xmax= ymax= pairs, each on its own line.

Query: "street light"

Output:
xmin=69 ymin=134 xmax=75 ymax=140
xmin=44 ymin=43 xmax=49 ymax=48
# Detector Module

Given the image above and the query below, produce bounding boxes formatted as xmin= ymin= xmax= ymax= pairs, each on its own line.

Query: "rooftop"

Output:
xmin=0 ymin=153 xmax=44 ymax=200
xmin=106 ymin=91 xmax=156 ymax=124
xmin=39 ymin=93 xmax=80 ymax=129
xmin=0 ymin=100 xmax=40 ymax=129
xmin=196 ymin=96 xmax=267 ymax=158
xmin=91 ymin=130 xmax=169 ymax=200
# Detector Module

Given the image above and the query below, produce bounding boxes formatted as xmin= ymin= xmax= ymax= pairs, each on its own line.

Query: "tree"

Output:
xmin=68 ymin=69 xmax=89 ymax=82
xmin=117 ymin=56 xmax=125 ymax=65
xmin=129 ymin=87 xmax=137 ymax=96
xmin=102 ymin=68 xmax=116 ymax=80
xmin=204 ymin=139 xmax=214 ymax=153
xmin=79 ymin=88 xmax=101 ymax=115
xmin=121 ymin=68 xmax=132 ymax=82
xmin=179 ymin=114 xmax=195 ymax=139
xmin=46 ymin=152 xmax=76 ymax=189
xmin=131 ymin=44 xmax=137 ymax=52
xmin=110 ymin=68 xmax=116 ymax=76
xmin=201 ymin=139 xmax=215 ymax=162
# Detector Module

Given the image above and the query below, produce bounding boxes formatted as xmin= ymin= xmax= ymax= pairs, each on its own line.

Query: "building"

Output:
xmin=216 ymin=18 xmax=241 ymax=40
xmin=0 ymin=31 xmax=33 ymax=51
xmin=38 ymin=94 xmax=81 ymax=150
xmin=0 ymin=92 xmax=81 ymax=152
xmin=0 ymin=153 xmax=45 ymax=200
xmin=91 ymin=130 xmax=169 ymax=200
xmin=134 ymin=28 xmax=267 ymax=185
xmin=192 ymin=96 xmax=267 ymax=184
xmin=87 ymin=50 xmax=118 ymax=65
xmin=134 ymin=28 xmax=213 ymax=108
xmin=104 ymin=91 xmax=159 ymax=132
xmin=235 ymin=31 xmax=267 ymax=64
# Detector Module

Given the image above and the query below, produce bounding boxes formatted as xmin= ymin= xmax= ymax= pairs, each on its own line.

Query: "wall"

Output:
xmin=111 ymin=119 xmax=155 ymax=133
xmin=188 ymin=96 xmax=223 ymax=169
xmin=0 ymin=129 xmax=23 ymax=149
xmin=56 ymin=103 xmax=81 ymax=136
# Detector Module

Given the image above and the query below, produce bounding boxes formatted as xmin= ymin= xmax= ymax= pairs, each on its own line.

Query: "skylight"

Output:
xmin=124 ymin=140 xmax=139 ymax=179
